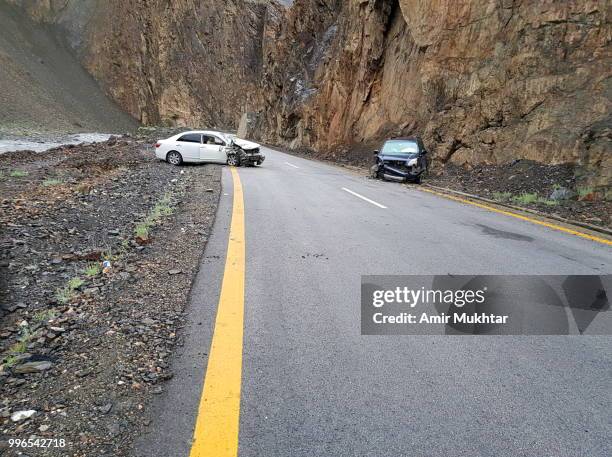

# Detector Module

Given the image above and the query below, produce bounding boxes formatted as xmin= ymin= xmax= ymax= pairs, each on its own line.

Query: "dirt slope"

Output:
xmin=0 ymin=2 xmax=137 ymax=135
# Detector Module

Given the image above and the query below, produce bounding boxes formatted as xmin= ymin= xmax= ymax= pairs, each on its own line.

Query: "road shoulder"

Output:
xmin=130 ymin=167 xmax=235 ymax=457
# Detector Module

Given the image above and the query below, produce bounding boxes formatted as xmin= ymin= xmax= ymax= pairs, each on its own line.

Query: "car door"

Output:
xmin=175 ymin=133 xmax=202 ymax=161
xmin=200 ymin=135 xmax=227 ymax=163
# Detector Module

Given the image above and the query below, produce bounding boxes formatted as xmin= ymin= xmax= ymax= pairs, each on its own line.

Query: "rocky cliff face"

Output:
xmin=255 ymin=0 xmax=611 ymax=194
xmin=82 ymin=0 xmax=284 ymax=129
xmin=7 ymin=0 xmax=611 ymax=194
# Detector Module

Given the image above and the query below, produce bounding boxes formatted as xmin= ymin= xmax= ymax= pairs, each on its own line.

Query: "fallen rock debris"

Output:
xmin=0 ymin=134 xmax=221 ymax=456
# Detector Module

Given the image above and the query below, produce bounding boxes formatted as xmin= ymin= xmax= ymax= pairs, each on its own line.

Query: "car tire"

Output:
xmin=166 ymin=151 xmax=183 ymax=166
xmin=227 ymin=154 xmax=240 ymax=167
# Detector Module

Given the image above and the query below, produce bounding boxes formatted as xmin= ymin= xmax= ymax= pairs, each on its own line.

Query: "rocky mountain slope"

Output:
xmin=6 ymin=0 xmax=284 ymax=128
xmin=5 ymin=0 xmax=611 ymax=196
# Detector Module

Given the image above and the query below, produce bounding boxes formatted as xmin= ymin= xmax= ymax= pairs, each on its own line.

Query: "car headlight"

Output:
xmin=407 ymin=158 xmax=418 ymax=167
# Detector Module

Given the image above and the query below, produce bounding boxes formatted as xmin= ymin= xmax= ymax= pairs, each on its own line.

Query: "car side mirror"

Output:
xmin=373 ymin=150 xmax=379 ymax=155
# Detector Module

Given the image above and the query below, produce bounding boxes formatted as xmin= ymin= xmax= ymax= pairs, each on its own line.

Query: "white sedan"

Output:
xmin=155 ymin=130 xmax=265 ymax=166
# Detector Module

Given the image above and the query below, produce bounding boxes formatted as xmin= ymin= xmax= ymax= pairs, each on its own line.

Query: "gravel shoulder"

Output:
xmin=0 ymin=137 xmax=221 ymax=456
xmin=426 ymin=161 xmax=611 ymax=229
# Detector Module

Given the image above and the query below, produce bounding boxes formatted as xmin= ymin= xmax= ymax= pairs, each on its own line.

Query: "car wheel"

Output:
xmin=166 ymin=151 xmax=182 ymax=166
xmin=414 ymin=175 xmax=422 ymax=185
xmin=227 ymin=154 xmax=240 ymax=167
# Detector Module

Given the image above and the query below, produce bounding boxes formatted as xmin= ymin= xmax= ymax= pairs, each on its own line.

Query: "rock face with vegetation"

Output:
xmin=5 ymin=0 xmax=611 ymax=196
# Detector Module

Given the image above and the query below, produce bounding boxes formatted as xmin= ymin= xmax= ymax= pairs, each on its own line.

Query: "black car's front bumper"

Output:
xmin=380 ymin=163 xmax=421 ymax=181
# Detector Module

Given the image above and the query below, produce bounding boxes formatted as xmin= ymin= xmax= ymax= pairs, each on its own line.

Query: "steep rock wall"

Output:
xmin=82 ymin=0 xmax=283 ymax=128
xmin=256 ymin=0 xmax=610 ymax=191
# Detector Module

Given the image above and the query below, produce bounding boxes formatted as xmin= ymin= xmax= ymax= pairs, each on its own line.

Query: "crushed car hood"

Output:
xmin=233 ymin=138 xmax=261 ymax=151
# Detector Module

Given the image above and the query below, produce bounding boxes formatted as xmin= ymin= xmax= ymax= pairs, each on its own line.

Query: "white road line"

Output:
xmin=341 ymin=187 xmax=387 ymax=209
xmin=285 ymin=162 xmax=300 ymax=168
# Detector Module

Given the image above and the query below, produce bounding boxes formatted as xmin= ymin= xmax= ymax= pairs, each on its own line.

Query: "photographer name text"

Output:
xmin=371 ymin=286 xmax=509 ymax=325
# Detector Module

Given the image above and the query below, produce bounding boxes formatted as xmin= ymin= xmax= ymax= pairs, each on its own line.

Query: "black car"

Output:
xmin=370 ymin=137 xmax=428 ymax=184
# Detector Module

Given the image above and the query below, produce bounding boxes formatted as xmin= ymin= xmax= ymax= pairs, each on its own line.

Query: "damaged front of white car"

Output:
xmin=227 ymin=135 xmax=266 ymax=167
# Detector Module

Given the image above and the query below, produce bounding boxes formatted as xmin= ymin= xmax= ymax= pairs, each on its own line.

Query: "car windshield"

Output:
xmin=381 ymin=140 xmax=419 ymax=155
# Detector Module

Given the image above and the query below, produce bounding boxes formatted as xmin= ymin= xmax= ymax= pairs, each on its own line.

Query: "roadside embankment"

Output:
xmin=426 ymin=161 xmax=611 ymax=229
xmin=0 ymin=136 xmax=220 ymax=456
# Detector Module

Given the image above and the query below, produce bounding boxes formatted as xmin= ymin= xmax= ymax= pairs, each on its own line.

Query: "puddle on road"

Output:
xmin=0 ymin=133 xmax=114 ymax=154
xmin=475 ymin=223 xmax=534 ymax=242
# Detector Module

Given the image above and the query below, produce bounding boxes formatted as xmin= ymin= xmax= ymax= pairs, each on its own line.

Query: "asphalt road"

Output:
xmin=133 ymin=147 xmax=612 ymax=457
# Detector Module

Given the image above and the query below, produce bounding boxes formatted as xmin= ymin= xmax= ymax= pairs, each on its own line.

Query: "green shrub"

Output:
xmin=3 ymin=326 xmax=35 ymax=365
xmin=68 ymin=277 xmax=84 ymax=290
xmin=3 ymin=355 xmax=19 ymax=368
xmin=33 ymin=309 xmax=58 ymax=323
xmin=134 ymin=192 xmax=174 ymax=240
xmin=84 ymin=263 xmax=101 ymax=277
xmin=9 ymin=326 xmax=34 ymax=353
xmin=42 ymin=178 xmax=63 ymax=187
xmin=135 ymin=223 xmax=150 ymax=239
xmin=492 ymin=192 xmax=512 ymax=201
xmin=537 ymin=197 xmax=559 ymax=206
xmin=512 ymin=193 xmax=539 ymax=205
xmin=577 ymin=186 xmax=594 ymax=198
xmin=8 ymin=340 xmax=27 ymax=355
xmin=55 ymin=287 xmax=74 ymax=304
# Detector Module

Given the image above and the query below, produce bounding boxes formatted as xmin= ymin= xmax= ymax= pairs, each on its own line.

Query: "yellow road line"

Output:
xmin=190 ymin=167 xmax=245 ymax=457
xmin=420 ymin=187 xmax=612 ymax=246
